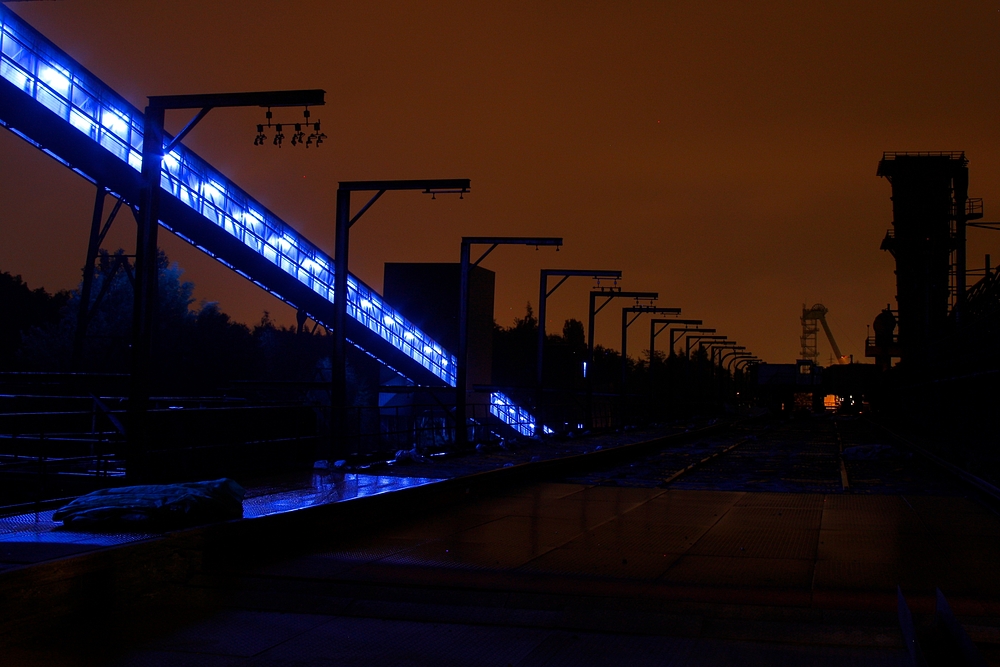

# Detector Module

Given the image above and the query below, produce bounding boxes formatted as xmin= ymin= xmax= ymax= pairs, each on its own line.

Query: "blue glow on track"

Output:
xmin=0 ymin=6 xmax=543 ymax=436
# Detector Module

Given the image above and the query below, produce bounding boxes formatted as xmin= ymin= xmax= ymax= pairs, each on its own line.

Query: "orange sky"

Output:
xmin=3 ymin=1 xmax=1000 ymax=364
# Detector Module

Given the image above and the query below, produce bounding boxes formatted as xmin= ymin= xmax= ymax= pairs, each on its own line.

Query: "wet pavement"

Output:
xmin=0 ymin=474 xmax=447 ymax=571
xmin=331 ymin=422 xmax=695 ymax=479
xmin=13 ymin=479 xmax=1000 ymax=665
xmin=562 ymin=416 xmax=970 ymax=497
xmin=0 ymin=422 xmax=691 ymax=572
xmin=6 ymin=416 xmax=1000 ymax=665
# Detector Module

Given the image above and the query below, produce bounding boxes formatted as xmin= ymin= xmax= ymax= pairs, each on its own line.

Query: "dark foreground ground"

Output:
xmin=4 ymin=416 xmax=1000 ymax=666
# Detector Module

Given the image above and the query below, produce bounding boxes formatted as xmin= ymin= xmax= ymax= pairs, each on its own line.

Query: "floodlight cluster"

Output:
xmin=0 ymin=6 xmax=544 ymax=436
xmin=254 ymin=108 xmax=325 ymax=148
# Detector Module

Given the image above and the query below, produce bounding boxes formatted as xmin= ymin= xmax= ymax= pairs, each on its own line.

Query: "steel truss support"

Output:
xmin=73 ymin=183 xmax=132 ymax=369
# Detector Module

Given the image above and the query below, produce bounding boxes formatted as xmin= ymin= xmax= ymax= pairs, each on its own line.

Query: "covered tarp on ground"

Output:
xmin=53 ymin=478 xmax=245 ymax=528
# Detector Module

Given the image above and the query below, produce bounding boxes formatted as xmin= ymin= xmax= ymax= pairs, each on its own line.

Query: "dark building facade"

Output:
xmin=876 ymin=152 xmax=973 ymax=364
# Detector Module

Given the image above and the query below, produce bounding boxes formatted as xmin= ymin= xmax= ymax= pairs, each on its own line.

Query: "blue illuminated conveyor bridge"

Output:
xmin=0 ymin=6 xmax=539 ymax=438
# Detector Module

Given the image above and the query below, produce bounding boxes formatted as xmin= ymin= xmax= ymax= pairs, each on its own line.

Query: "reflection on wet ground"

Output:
xmin=0 ymin=421 xmax=689 ymax=570
xmin=242 ymin=472 xmax=444 ymax=518
xmin=23 ymin=482 xmax=996 ymax=666
xmin=6 ymin=418 xmax=1000 ymax=665
xmin=0 ymin=472 xmax=443 ymax=568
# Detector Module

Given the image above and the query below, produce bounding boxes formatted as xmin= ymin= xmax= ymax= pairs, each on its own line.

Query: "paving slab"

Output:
xmin=5 ymin=418 xmax=1000 ymax=665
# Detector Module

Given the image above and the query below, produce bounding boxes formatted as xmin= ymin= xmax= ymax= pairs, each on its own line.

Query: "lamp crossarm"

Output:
xmin=546 ymin=275 xmax=572 ymax=298
xmin=687 ymin=334 xmax=727 ymax=356
xmin=543 ymin=269 xmax=621 ymax=298
xmin=163 ymin=106 xmax=212 ymax=154
xmin=341 ymin=178 xmax=470 ymax=192
xmin=671 ymin=327 xmax=715 ymax=349
xmin=591 ymin=291 xmax=658 ymax=315
xmin=348 ymin=190 xmax=386 ymax=228
xmin=652 ymin=318 xmax=701 ymax=338
xmin=624 ymin=306 xmax=681 ymax=329
xmin=149 ymin=89 xmax=326 ymax=110
xmin=473 ymin=243 xmax=500 ymax=266
xmin=594 ymin=295 xmax=615 ymax=315
xmin=465 ymin=237 xmax=563 ymax=267
xmin=152 ymin=89 xmax=327 ymax=154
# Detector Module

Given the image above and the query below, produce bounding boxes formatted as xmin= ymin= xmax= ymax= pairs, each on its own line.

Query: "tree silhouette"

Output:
xmin=11 ymin=251 xmax=336 ymax=395
xmin=0 ymin=272 xmax=69 ymax=369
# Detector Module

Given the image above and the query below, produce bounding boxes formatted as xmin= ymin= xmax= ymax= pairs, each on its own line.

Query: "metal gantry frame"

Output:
xmin=586 ymin=290 xmax=657 ymax=427
xmin=707 ymin=342 xmax=740 ymax=397
xmin=701 ymin=339 xmax=735 ymax=363
xmin=587 ymin=291 xmax=658 ymax=368
xmin=670 ymin=326 xmax=715 ymax=356
xmin=618 ymin=305 xmax=681 ymax=421
xmin=536 ymin=269 xmax=622 ymax=422
xmin=332 ymin=179 xmax=470 ymax=459
xmin=458 ymin=236 xmax=562 ymax=447
xmin=705 ymin=339 xmax=746 ymax=398
xmin=705 ymin=341 xmax=736 ymax=369
xmin=727 ymin=352 xmax=754 ymax=371
xmin=717 ymin=346 xmax=746 ymax=367
xmin=686 ymin=334 xmax=728 ymax=358
xmin=620 ymin=305 xmax=680 ymax=391
xmin=709 ymin=342 xmax=741 ymax=382
xmin=130 ymin=89 xmax=325 ymax=481
xmin=710 ymin=342 xmax=742 ymax=366
xmin=649 ymin=318 xmax=702 ymax=362
xmin=621 ymin=306 xmax=681 ymax=364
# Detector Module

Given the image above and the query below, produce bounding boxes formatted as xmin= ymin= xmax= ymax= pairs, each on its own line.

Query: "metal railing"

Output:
xmin=956 ymin=198 xmax=984 ymax=219
xmin=881 ymin=151 xmax=966 ymax=161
